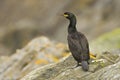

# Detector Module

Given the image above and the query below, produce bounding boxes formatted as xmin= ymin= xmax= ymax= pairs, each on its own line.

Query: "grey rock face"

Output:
xmin=21 ymin=52 xmax=120 ymax=80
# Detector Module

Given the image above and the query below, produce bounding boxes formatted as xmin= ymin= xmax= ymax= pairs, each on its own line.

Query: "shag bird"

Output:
xmin=63 ymin=12 xmax=90 ymax=71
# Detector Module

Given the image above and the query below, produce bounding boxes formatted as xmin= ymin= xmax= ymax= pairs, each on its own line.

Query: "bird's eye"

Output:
xmin=64 ymin=14 xmax=69 ymax=17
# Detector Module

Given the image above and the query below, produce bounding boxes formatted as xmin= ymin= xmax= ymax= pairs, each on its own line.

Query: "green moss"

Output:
xmin=90 ymin=28 xmax=120 ymax=53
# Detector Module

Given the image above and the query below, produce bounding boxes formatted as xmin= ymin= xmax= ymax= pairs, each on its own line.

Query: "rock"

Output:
xmin=81 ymin=62 xmax=120 ymax=80
xmin=0 ymin=36 xmax=69 ymax=80
xmin=21 ymin=52 xmax=120 ymax=80
xmin=1 ymin=28 xmax=120 ymax=80
xmin=20 ymin=31 xmax=120 ymax=80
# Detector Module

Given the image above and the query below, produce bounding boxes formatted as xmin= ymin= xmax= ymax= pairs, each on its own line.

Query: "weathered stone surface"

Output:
xmin=0 ymin=36 xmax=69 ymax=80
xmin=1 ymin=28 xmax=120 ymax=80
xmin=21 ymin=52 xmax=120 ymax=80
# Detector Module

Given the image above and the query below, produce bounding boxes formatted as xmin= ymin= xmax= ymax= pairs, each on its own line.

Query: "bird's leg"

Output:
xmin=87 ymin=61 xmax=89 ymax=64
xmin=76 ymin=62 xmax=81 ymax=67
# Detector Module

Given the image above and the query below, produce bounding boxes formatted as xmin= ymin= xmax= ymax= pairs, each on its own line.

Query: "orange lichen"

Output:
xmin=62 ymin=52 xmax=70 ymax=57
xmin=56 ymin=43 xmax=66 ymax=49
xmin=45 ymin=54 xmax=59 ymax=62
xmin=35 ymin=59 xmax=48 ymax=65
xmin=51 ymin=56 xmax=59 ymax=62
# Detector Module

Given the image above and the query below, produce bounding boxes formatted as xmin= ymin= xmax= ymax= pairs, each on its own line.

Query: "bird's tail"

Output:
xmin=81 ymin=61 xmax=89 ymax=71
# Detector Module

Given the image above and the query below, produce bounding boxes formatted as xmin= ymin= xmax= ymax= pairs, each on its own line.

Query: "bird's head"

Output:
xmin=63 ymin=12 xmax=75 ymax=20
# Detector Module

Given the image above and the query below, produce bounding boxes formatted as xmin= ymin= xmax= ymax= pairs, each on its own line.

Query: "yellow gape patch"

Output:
xmin=64 ymin=14 xmax=68 ymax=17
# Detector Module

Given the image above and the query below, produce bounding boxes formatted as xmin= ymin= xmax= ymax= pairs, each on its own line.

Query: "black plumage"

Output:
xmin=64 ymin=12 xmax=90 ymax=71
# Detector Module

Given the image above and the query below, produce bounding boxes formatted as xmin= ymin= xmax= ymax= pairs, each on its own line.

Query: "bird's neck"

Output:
xmin=68 ymin=17 xmax=77 ymax=33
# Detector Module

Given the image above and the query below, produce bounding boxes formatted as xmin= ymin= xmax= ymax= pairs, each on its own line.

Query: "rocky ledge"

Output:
xmin=1 ymin=29 xmax=120 ymax=80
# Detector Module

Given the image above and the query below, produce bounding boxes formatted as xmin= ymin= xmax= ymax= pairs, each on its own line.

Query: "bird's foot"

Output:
xmin=90 ymin=53 xmax=97 ymax=60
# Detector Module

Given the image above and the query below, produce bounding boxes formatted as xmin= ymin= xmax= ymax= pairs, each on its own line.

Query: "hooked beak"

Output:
xmin=63 ymin=14 xmax=68 ymax=17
